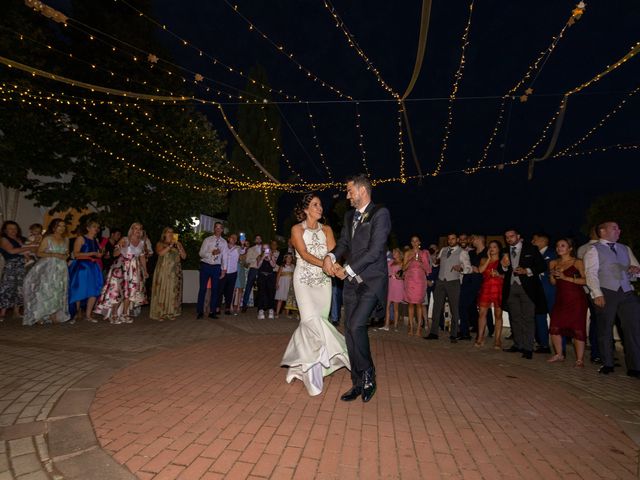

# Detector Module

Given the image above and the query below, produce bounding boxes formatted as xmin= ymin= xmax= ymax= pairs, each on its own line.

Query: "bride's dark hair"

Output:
xmin=295 ymin=193 xmax=319 ymax=222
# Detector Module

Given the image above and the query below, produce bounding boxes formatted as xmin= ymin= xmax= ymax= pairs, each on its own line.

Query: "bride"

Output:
xmin=281 ymin=193 xmax=350 ymax=396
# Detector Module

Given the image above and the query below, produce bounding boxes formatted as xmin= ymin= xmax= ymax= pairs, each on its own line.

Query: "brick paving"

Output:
xmin=0 ymin=307 xmax=638 ymax=479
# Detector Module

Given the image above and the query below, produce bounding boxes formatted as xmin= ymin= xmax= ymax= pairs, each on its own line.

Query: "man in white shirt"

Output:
xmin=577 ymin=226 xmax=601 ymax=363
xmin=425 ymin=233 xmax=472 ymax=342
xmin=583 ymin=221 xmax=640 ymax=376
xmin=197 ymin=222 xmax=228 ymax=319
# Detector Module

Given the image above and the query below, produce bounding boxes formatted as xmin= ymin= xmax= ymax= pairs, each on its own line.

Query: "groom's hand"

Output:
xmin=334 ymin=265 xmax=347 ymax=280
xmin=322 ymin=256 xmax=335 ymax=277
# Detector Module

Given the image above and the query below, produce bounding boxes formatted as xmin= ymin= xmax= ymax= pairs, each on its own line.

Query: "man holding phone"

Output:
xmin=197 ymin=222 xmax=228 ymax=319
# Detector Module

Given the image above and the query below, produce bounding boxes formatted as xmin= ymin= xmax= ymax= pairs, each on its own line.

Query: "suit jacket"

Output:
xmin=333 ymin=203 xmax=391 ymax=305
xmin=500 ymin=242 xmax=548 ymax=315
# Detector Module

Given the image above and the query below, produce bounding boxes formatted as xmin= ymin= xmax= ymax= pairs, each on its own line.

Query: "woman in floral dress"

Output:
xmin=0 ymin=221 xmax=37 ymax=320
xmin=95 ymin=222 xmax=148 ymax=324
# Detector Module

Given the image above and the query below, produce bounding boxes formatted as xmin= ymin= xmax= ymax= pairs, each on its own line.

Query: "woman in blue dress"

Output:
xmin=68 ymin=220 xmax=104 ymax=322
xmin=23 ymin=219 xmax=71 ymax=326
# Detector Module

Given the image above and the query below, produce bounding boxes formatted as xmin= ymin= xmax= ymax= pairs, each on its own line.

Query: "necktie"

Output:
xmin=511 ymin=246 xmax=517 ymax=257
xmin=352 ymin=211 xmax=362 ymax=237
xmin=607 ymin=242 xmax=617 ymax=254
xmin=446 ymin=248 xmax=452 ymax=258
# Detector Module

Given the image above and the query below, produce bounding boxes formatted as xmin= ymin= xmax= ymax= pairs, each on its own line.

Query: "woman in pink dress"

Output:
xmin=403 ymin=236 xmax=431 ymax=336
xmin=381 ymin=248 xmax=404 ymax=331
xmin=476 ymin=240 xmax=504 ymax=349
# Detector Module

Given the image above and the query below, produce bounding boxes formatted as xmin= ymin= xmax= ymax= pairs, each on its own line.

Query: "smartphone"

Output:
xmin=172 ymin=233 xmax=179 ymax=244
xmin=239 ymin=232 xmax=246 ymax=243
xmin=264 ymin=246 xmax=271 ymax=254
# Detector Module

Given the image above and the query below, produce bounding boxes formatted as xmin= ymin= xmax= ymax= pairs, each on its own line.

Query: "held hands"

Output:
xmin=322 ymin=256 xmax=334 ymax=277
xmin=594 ymin=296 xmax=605 ymax=308
xmin=451 ymin=264 xmax=463 ymax=272
xmin=333 ymin=264 xmax=347 ymax=280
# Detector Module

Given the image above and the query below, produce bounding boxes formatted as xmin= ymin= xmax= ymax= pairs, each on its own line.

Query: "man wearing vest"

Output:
xmin=584 ymin=221 xmax=640 ymax=376
xmin=425 ymin=233 xmax=472 ymax=343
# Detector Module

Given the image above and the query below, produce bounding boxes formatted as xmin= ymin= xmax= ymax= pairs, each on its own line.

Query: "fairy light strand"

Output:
xmin=306 ymin=103 xmax=333 ymax=181
xmin=321 ymin=0 xmax=398 ymax=98
xmin=353 ymin=102 xmax=370 ymax=176
xmin=222 ymin=0 xmax=352 ymax=100
xmin=432 ymin=0 xmax=474 ymax=176
xmin=260 ymin=105 xmax=304 ymax=180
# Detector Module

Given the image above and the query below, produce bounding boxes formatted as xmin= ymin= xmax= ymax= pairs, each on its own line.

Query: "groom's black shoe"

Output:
xmin=361 ymin=369 xmax=376 ymax=403
xmin=340 ymin=386 xmax=362 ymax=402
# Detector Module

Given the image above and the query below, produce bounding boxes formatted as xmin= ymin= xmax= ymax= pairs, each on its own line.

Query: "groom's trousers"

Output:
xmin=343 ymin=281 xmax=377 ymax=387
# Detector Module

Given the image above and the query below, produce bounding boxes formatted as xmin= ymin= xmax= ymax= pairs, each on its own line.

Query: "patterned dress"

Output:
xmin=281 ymin=222 xmax=350 ymax=396
xmin=0 ymin=237 xmax=26 ymax=310
xmin=94 ymin=238 xmax=147 ymax=319
xmin=23 ymin=237 xmax=70 ymax=325
xmin=150 ymin=246 xmax=183 ymax=321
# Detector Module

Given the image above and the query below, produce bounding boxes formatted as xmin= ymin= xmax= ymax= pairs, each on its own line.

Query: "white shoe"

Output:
xmin=257 ymin=310 xmax=265 ymax=320
xmin=268 ymin=309 xmax=275 ymax=319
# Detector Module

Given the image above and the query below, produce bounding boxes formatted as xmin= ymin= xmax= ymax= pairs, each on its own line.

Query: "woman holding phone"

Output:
xmin=150 ymin=227 xmax=186 ymax=321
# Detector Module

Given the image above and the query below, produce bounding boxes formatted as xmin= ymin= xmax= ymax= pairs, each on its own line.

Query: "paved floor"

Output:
xmin=0 ymin=306 xmax=639 ymax=479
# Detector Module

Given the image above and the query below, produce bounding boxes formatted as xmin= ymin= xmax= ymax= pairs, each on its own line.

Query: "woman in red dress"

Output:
xmin=476 ymin=240 xmax=504 ymax=348
xmin=547 ymin=238 xmax=588 ymax=367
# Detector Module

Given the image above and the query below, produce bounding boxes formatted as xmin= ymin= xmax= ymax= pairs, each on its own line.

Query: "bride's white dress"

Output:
xmin=281 ymin=222 xmax=350 ymax=396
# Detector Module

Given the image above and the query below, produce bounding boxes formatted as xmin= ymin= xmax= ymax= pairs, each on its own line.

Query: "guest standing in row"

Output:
xmin=219 ymin=233 xmax=239 ymax=315
xmin=150 ymin=227 xmax=186 ymax=321
xmin=23 ymin=219 xmax=70 ymax=326
xmin=197 ymin=222 xmax=227 ymax=319
xmin=95 ymin=222 xmax=148 ymax=324
xmin=382 ymin=248 xmax=404 ymax=331
xmin=547 ymin=238 xmax=588 ymax=367
xmin=476 ymin=240 xmax=504 ymax=348
xmin=68 ymin=220 xmax=104 ymax=322
xmin=0 ymin=221 xmax=36 ymax=320
xmin=403 ymin=236 xmax=431 ymax=336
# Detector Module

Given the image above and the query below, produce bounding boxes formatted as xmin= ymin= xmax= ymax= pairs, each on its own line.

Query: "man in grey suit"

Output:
xmin=323 ymin=174 xmax=391 ymax=402
xmin=584 ymin=221 xmax=640 ymax=376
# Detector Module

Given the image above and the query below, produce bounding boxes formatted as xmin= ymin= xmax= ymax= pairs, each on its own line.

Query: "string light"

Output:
xmin=467 ymin=7 xmax=577 ymax=174
xmin=432 ymin=0 xmax=474 ymax=176
xmin=0 ymin=55 xmax=282 ymax=183
xmin=554 ymin=84 xmax=640 ymax=157
xmin=506 ymin=39 xmax=640 ymax=168
xmin=353 ymin=102 xmax=370 ymax=176
xmin=553 ymin=143 xmax=640 ymax=159
xmin=321 ymin=0 xmax=398 ymax=98
xmin=222 ymin=0 xmax=352 ymax=100
xmin=397 ymin=102 xmax=406 ymax=183
xmin=306 ymin=103 xmax=333 ymax=181
xmin=113 ymin=0 xmax=299 ymax=102
xmin=263 ymin=190 xmax=277 ymax=233
xmin=260 ymin=105 xmax=303 ymax=180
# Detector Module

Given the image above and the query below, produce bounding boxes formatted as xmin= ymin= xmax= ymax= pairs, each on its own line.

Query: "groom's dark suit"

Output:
xmin=333 ymin=202 xmax=391 ymax=388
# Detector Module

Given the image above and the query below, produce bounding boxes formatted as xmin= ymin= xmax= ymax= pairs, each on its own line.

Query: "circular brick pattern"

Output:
xmin=90 ymin=335 xmax=639 ymax=479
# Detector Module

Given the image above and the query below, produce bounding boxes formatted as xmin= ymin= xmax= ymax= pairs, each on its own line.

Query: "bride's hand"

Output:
xmin=322 ymin=256 xmax=334 ymax=277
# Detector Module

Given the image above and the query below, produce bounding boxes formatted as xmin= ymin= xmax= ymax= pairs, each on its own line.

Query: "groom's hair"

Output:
xmin=347 ymin=174 xmax=372 ymax=196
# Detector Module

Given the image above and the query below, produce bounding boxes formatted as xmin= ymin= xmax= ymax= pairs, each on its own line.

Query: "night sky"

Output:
xmin=151 ymin=0 xmax=640 ymax=244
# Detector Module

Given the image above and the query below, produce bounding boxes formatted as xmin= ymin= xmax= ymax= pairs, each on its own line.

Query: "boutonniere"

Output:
xmin=360 ymin=212 xmax=370 ymax=223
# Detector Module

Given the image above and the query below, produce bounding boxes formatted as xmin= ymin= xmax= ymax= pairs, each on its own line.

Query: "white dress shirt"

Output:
xmin=225 ymin=245 xmax=241 ymax=274
xmin=584 ymin=239 xmax=639 ymax=298
xmin=344 ymin=202 xmax=370 ymax=279
xmin=199 ymin=235 xmax=228 ymax=268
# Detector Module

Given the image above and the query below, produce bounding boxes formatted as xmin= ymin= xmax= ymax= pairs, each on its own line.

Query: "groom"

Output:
xmin=323 ymin=174 xmax=391 ymax=402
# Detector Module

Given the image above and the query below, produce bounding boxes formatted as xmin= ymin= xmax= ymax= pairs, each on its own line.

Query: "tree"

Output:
xmin=226 ymin=66 xmax=283 ymax=240
xmin=0 ymin=0 xmax=229 ymax=241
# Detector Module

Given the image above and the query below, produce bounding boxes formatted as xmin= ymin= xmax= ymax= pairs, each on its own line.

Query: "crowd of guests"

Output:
xmin=0 ymin=219 xmax=185 ymax=325
xmin=380 ymin=225 xmax=640 ymax=377
xmin=1 ymin=217 xmax=639 ymax=377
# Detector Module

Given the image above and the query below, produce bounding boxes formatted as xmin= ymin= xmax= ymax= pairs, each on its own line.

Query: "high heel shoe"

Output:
xmin=574 ymin=360 xmax=585 ymax=368
xmin=547 ymin=354 xmax=565 ymax=363
xmin=474 ymin=337 xmax=484 ymax=348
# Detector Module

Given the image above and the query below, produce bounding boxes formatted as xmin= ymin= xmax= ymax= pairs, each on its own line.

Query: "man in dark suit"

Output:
xmin=323 ymin=174 xmax=391 ymax=403
xmin=499 ymin=228 xmax=547 ymax=359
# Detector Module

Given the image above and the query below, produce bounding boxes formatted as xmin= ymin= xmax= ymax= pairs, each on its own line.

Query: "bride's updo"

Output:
xmin=295 ymin=193 xmax=319 ymax=222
